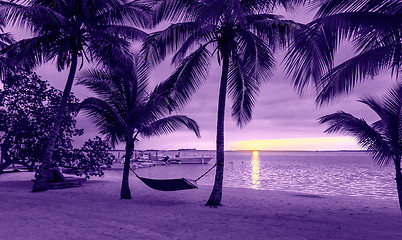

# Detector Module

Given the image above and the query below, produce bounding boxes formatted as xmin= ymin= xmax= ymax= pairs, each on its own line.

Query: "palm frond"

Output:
xmin=285 ymin=21 xmax=335 ymax=94
xmin=228 ymin=53 xmax=258 ymax=127
xmin=242 ymin=0 xmax=306 ymax=14
xmin=171 ymin=24 xmax=215 ymax=65
xmin=319 ymin=111 xmax=393 ymax=165
xmin=97 ymin=25 xmax=148 ymax=42
xmin=316 ymin=44 xmax=400 ymax=105
xmin=315 ymin=0 xmax=401 ymax=17
xmin=135 ymin=86 xmax=176 ymax=126
xmin=76 ymin=68 xmax=127 ymax=110
xmin=247 ymin=13 xmax=301 ymax=49
xmin=195 ymin=0 xmax=225 ymax=26
xmin=95 ymin=0 xmax=153 ymax=28
xmin=2 ymin=35 xmax=57 ymax=70
xmin=379 ymin=84 xmax=402 ymax=151
xmin=139 ymin=115 xmax=200 ymax=138
xmin=285 ymin=9 xmax=402 ymax=95
xmin=153 ymin=0 xmax=200 ymax=24
xmin=359 ymin=97 xmax=386 ymax=120
xmin=87 ymin=30 xmax=134 ymax=67
xmin=52 ymin=35 xmax=81 ymax=71
xmin=162 ymin=45 xmax=211 ymax=108
xmin=237 ymin=30 xmax=276 ymax=80
xmin=228 ymin=30 xmax=275 ymax=127
xmin=141 ymin=21 xmax=198 ymax=66
xmin=0 ymin=1 xmax=69 ymax=33
xmin=78 ymin=97 xmax=126 ymax=147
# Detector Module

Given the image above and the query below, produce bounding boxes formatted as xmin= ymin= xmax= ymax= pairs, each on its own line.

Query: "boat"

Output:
xmin=167 ymin=149 xmax=213 ymax=164
xmin=135 ymin=150 xmax=164 ymax=162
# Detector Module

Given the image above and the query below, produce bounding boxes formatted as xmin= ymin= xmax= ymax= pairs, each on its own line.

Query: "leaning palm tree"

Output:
xmin=77 ymin=55 xmax=201 ymax=199
xmin=0 ymin=0 xmax=151 ymax=191
xmin=286 ymin=0 xmax=401 ymax=105
xmin=319 ymin=84 xmax=402 ymax=211
xmin=142 ymin=0 xmax=303 ymax=206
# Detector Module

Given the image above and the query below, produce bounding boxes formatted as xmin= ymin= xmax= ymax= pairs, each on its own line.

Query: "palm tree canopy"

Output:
xmin=77 ymin=55 xmax=200 ymax=148
xmin=142 ymin=0 xmax=304 ymax=127
xmin=285 ymin=0 xmax=402 ymax=105
xmin=319 ymin=83 xmax=401 ymax=166
xmin=0 ymin=0 xmax=152 ymax=70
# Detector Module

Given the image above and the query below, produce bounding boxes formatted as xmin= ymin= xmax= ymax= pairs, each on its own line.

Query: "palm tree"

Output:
xmin=319 ymin=84 xmax=402 ymax=211
xmin=77 ymin=55 xmax=201 ymax=199
xmin=142 ymin=0 xmax=303 ymax=206
xmin=286 ymin=0 xmax=401 ymax=105
xmin=0 ymin=0 xmax=151 ymax=191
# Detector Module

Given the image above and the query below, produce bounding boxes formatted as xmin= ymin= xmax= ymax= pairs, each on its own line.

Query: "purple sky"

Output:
xmin=8 ymin=6 xmax=398 ymax=151
xmin=34 ymin=48 xmax=395 ymax=151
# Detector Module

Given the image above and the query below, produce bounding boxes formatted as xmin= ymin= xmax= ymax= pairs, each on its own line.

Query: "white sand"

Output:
xmin=1 ymin=171 xmax=401 ymax=240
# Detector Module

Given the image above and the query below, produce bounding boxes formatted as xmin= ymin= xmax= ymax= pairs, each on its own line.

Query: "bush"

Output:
xmin=59 ymin=136 xmax=116 ymax=178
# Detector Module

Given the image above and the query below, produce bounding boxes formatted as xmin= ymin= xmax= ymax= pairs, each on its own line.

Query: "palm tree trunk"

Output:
xmin=121 ymin=139 xmax=134 ymax=199
xmin=32 ymin=49 xmax=79 ymax=192
xmin=0 ymin=136 xmax=11 ymax=173
xmin=206 ymin=54 xmax=229 ymax=206
xmin=394 ymin=156 xmax=402 ymax=212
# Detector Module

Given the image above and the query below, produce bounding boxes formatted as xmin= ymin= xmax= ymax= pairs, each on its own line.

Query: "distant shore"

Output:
xmin=1 ymin=171 xmax=401 ymax=240
xmin=109 ymin=149 xmax=366 ymax=152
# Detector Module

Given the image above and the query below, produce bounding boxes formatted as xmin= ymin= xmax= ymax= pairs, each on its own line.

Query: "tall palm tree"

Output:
xmin=286 ymin=0 xmax=401 ymax=105
xmin=319 ymin=84 xmax=402 ymax=211
xmin=142 ymin=0 xmax=303 ymax=206
xmin=0 ymin=0 xmax=151 ymax=191
xmin=77 ymin=55 xmax=201 ymax=199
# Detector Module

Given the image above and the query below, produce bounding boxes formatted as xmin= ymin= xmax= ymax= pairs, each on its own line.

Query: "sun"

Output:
xmin=252 ymin=150 xmax=259 ymax=157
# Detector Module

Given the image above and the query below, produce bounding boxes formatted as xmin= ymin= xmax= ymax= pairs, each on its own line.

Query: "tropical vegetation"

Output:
xmin=0 ymin=71 xmax=113 ymax=178
xmin=0 ymin=71 xmax=82 ymax=172
xmin=0 ymin=0 xmax=152 ymax=191
xmin=286 ymin=0 xmax=401 ymax=104
xmin=319 ymin=84 xmax=402 ymax=211
xmin=142 ymin=0 xmax=303 ymax=206
xmin=77 ymin=55 xmax=200 ymax=199
xmin=59 ymin=136 xmax=116 ymax=178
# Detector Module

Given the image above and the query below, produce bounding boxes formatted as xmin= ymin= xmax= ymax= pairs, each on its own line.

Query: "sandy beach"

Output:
xmin=1 ymin=171 xmax=401 ymax=240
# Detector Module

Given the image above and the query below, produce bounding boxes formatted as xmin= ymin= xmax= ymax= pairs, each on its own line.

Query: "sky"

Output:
xmin=7 ymin=4 xmax=398 ymax=151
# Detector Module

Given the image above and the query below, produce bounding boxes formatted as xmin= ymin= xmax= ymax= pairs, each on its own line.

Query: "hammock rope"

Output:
xmin=129 ymin=164 xmax=217 ymax=191
xmin=195 ymin=163 xmax=217 ymax=181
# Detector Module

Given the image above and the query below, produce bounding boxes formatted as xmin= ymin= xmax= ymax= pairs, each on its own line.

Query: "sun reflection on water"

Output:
xmin=252 ymin=151 xmax=261 ymax=189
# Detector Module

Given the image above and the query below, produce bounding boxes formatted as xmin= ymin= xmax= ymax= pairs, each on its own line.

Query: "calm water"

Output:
xmin=115 ymin=151 xmax=397 ymax=200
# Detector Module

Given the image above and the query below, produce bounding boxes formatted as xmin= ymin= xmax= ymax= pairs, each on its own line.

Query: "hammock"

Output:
xmin=129 ymin=164 xmax=216 ymax=191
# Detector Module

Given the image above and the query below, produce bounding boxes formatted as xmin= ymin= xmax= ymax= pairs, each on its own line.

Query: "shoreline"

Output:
xmin=1 ymin=171 xmax=402 ymax=239
xmin=4 ymin=164 xmax=396 ymax=202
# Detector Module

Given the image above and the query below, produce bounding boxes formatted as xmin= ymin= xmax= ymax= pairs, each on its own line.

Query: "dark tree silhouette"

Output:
xmin=142 ymin=0 xmax=303 ymax=206
xmin=0 ymin=0 xmax=151 ymax=191
xmin=286 ymin=0 xmax=401 ymax=104
xmin=0 ymin=17 xmax=14 ymax=78
xmin=60 ymin=136 xmax=116 ymax=178
xmin=78 ymin=55 xmax=200 ymax=199
xmin=0 ymin=72 xmax=82 ymax=172
xmin=319 ymin=84 xmax=402 ymax=211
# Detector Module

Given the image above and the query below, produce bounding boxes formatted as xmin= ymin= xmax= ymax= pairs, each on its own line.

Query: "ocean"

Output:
xmin=119 ymin=150 xmax=397 ymax=200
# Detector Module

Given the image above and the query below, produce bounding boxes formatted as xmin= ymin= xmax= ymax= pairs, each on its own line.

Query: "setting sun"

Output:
xmin=230 ymin=137 xmax=358 ymax=151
